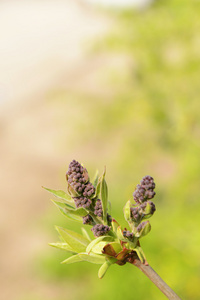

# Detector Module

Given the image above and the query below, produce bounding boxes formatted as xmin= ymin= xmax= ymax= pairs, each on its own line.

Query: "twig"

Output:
xmin=133 ymin=259 xmax=182 ymax=300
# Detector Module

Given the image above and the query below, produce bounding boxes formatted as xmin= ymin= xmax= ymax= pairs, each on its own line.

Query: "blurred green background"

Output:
xmin=1 ymin=0 xmax=200 ymax=299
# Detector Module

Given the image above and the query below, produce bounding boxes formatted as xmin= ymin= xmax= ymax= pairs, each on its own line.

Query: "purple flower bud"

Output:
xmin=133 ymin=176 xmax=156 ymax=204
xmin=91 ymin=224 xmax=111 ymax=237
xmin=83 ymin=214 xmax=93 ymax=225
xmin=73 ymin=197 xmax=92 ymax=209
xmin=130 ymin=207 xmax=140 ymax=222
xmin=123 ymin=230 xmax=133 ymax=239
xmin=94 ymin=199 xmax=103 ymax=217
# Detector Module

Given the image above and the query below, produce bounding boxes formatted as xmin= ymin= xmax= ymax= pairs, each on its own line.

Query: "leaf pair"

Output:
xmin=62 ymin=253 xmax=106 ymax=265
xmin=50 ymin=226 xmax=106 ymax=265
xmin=43 ymin=187 xmax=72 ymax=203
xmin=43 ymin=187 xmax=89 ymax=221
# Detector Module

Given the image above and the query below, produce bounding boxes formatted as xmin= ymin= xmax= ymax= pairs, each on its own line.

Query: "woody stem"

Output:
xmin=133 ymin=259 xmax=182 ymax=300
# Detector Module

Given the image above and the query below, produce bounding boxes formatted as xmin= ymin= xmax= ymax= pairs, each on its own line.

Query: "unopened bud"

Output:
xmin=139 ymin=201 xmax=156 ymax=219
xmin=136 ymin=221 xmax=151 ymax=238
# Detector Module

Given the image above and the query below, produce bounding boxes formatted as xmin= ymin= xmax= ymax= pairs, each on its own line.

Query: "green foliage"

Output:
xmin=55 ymin=226 xmax=89 ymax=253
xmin=52 ymin=200 xmax=86 ymax=222
xmin=42 ymin=187 xmax=72 ymax=202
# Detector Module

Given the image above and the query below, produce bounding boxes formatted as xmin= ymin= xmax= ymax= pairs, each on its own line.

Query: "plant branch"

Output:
xmin=133 ymin=259 xmax=182 ymax=300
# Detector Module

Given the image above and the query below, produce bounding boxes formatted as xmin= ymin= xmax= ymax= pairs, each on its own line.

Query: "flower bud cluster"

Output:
xmin=123 ymin=230 xmax=134 ymax=239
xmin=83 ymin=182 xmax=95 ymax=198
xmin=130 ymin=207 xmax=140 ymax=222
xmin=107 ymin=214 xmax=112 ymax=224
xmin=66 ymin=160 xmax=97 ymax=224
xmin=91 ymin=224 xmax=111 ymax=237
xmin=140 ymin=201 xmax=156 ymax=215
xmin=122 ymin=176 xmax=156 ymax=245
xmin=73 ymin=196 xmax=92 ymax=209
xmin=137 ymin=221 xmax=149 ymax=233
xmin=130 ymin=176 xmax=156 ymax=225
xmin=133 ymin=175 xmax=155 ymax=204
xmin=67 ymin=160 xmax=95 ymax=197
xmin=94 ymin=199 xmax=103 ymax=217
xmin=66 ymin=160 xmax=112 ymax=230
xmin=83 ymin=214 xmax=94 ymax=225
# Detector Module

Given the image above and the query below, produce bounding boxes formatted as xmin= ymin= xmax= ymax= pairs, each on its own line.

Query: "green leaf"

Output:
xmin=116 ymin=226 xmax=126 ymax=241
xmin=100 ymin=167 xmax=108 ymax=223
xmin=139 ymin=201 xmax=155 ymax=219
xmin=43 ymin=187 xmax=72 ymax=202
xmin=124 ymin=238 xmax=138 ymax=250
xmin=61 ymin=254 xmax=83 ymax=264
xmin=56 ymin=227 xmax=89 ymax=253
xmin=111 ymin=219 xmax=120 ymax=234
xmin=81 ymin=228 xmax=91 ymax=242
xmin=52 ymin=200 xmax=88 ymax=216
xmin=49 ymin=242 xmax=75 ymax=253
xmin=52 ymin=200 xmax=88 ymax=221
xmin=98 ymin=259 xmax=115 ymax=279
xmin=92 ymin=170 xmax=99 ymax=188
xmin=124 ymin=200 xmax=131 ymax=222
xmin=56 ymin=209 xmax=83 ymax=222
xmin=78 ymin=253 xmax=106 ymax=264
xmin=82 ymin=167 xmax=89 ymax=183
xmin=109 ymin=242 xmax=122 ymax=254
xmin=135 ymin=221 xmax=151 ymax=238
xmin=51 ymin=199 xmax=75 ymax=210
xmin=67 ymin=183 xmax=80 ymax=197
xmin=94 ymin=177 xmax=101 ymax=198
xmin=91 ymin=241 xmax=110 ymax=254
xmin=86 ymin=236 xmax=114 ymax=254
xmin=134 ymin=246 xmax=146 ymax=264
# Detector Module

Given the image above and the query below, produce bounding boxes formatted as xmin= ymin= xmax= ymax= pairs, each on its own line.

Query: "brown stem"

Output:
xmin=133 ymin=259 xmax=182 ymax=300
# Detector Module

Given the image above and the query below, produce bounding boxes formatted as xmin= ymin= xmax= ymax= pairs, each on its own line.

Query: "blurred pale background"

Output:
xmin=1 ymin=0 xmax=200 ymax=300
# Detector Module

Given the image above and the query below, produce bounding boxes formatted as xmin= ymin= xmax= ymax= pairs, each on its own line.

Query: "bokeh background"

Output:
xmin=1 ymin=0 xmax=200 ymax=299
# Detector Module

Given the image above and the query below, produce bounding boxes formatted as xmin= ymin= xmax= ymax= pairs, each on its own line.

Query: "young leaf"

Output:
xmin=67 ymin=183 xmax=80 ymax=197
xmin=134 ymin=246 xmax=146 ymax=264
xmin=56 ymin=227 xmax=89 ymax=253
xmin=52 ymin=200 xmax=88 ymax=221
xmin=81 ymin=228 xmax=91 ymax=242
xmin=115 ymin=248 xmax=130 ymax=261
xmin=135 ymin=221 xmax=151 ymax=238
xmin=124 ymin=200 xmax=131 ymax=222
xmin=124 ymin=238 xmax=138 ymax=250
xmin=82 ymin=167 xmax=90 ymax=183
xmin=86 ymin=236 xmax=114 ymax=254
xmin=102 ymin=242 xmax=122 ymax=257
xmin=91 ymin=241 xmax=110 ymax=255
xmin=92 ymin=170 xmax=99 ymax=188
xmin=56 ymin=208 xmax=83 ymax=222
xmin=116 ymin=226 xmax=127 ymax=241
xmin=112 ymin=219 xmax=120 ymax=234
xmin=108 ymin=242 xmax=122 ymax=254
xmin=43 ymin=187 xmax=72 ymax=202
xmin=51 ymin=200 xmax=75 ymax=210
xmin=49 ymin=242 xmax=75 ymax=253
xmin=78 ymin=253 xmax=106 ymax=264
xmin=102 ymin=243 xmax=117 ymax=257
xmin=100 ymin=167 xmax=108 ymax=223
xmin=98 ymin=261 xmax=111 ymax=279
xmin=94 ymin=177 xmax=101 ymax=198
xmin=61 ymin=254 xmax=83 ymax=264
